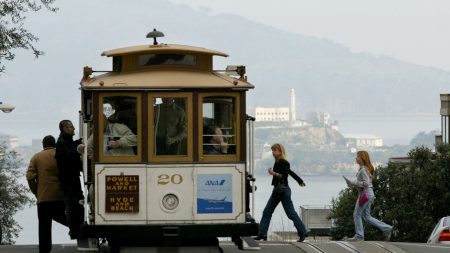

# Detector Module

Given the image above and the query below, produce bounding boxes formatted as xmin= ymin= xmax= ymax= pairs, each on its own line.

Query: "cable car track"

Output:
xmin=303 ymin=242 xmax=328 ymax=253
xmin=334 ymin=241 xmax=363 ymax=253
xmin=367 ymin=241 xmax=406 ymax=253
xmin=296 ymin=241 xmax=410 ymax=253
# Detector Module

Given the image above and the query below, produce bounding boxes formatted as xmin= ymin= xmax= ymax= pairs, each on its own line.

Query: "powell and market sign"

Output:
xmin=105 ymin=175 xmax=139 ymax=213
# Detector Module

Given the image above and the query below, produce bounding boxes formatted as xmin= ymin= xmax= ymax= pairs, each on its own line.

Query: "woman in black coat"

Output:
xmin=254 ymin=143 xmax=307 ymax=242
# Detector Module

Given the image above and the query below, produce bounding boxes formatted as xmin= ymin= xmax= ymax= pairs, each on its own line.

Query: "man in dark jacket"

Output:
xmin=55 ymin=120 xmax=85 ymax=240
xmin=27 ymin=135 xmax=68 ymax=253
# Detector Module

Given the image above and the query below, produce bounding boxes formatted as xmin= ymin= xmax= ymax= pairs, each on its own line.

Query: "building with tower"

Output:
xmin=255 ymin=89 xmax=299 ymax=122
xmin=290 ymin=88 xmax=296 ymax=122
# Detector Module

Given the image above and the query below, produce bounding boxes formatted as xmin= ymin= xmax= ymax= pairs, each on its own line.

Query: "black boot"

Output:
xmin=297 ymin=233 xmax=307 ymax=242
xmin=253 ymin=235 xmax=267 ymax=241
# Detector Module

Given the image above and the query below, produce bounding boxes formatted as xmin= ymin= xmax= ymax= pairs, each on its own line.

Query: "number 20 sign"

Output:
xmin=157 ymin=174 xmax=183 ymax=185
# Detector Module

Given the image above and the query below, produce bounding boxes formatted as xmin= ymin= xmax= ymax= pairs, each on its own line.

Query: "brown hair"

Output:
xmin=271 ymin=143 xmax=286 ymax=161
xmin=357 ymin=150 xmax=375 ymax=176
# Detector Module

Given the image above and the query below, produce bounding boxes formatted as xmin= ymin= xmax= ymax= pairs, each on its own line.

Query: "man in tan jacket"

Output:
xmin=27 ymin=135 xmax=68 ymax=253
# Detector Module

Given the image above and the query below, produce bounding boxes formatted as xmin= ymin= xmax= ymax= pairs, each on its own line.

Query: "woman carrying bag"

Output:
xmin=254 ymin=143 xmax=308 ymax=242
xmin=344 ymin=150 xmax=393 ymax=241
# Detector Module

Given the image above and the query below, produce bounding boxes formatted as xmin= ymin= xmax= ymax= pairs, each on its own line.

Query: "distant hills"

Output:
xmin=204 ymin=14 xmax=450 ymax=115
xmin=1 ymin=0 xmax=449 ymax=142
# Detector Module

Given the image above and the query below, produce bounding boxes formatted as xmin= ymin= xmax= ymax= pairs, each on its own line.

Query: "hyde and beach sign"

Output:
xmin=105 ymin=175 xmax=139 ymax=213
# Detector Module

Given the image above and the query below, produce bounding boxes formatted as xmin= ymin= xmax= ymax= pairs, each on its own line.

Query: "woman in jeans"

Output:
xmin=254 ymin=143 xmax=307 ymax=242
xmin=345 ymin=150 xmax=392 ymax=241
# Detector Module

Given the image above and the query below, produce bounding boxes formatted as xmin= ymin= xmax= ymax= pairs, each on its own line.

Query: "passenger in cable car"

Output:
xmin=108 ymin=96 xmax=137 ymax=134
xmin=154 ymin=97 xmax=187 ymax=155
xmin=87 ymin=114 xmax=137 ymax=156
xmin=27 ymin=135 xmax=68 ymax=253
xmin=55 ymin=120 xmax=85 ymax=240
xmin=203 ymin=125 xmax=230 ymax=154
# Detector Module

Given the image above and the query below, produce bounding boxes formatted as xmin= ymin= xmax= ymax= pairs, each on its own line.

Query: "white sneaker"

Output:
xmin=384 ymin=228 xmax=393 ymax=241
xmin=346 ymin=237 xmax=364 ymax=242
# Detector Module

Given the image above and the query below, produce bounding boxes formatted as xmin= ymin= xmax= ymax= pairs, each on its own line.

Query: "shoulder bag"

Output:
xmin=358 ymin=192 xmax=369 ymax=206
xmin=274 ymin=178 xmax=288 ymax=198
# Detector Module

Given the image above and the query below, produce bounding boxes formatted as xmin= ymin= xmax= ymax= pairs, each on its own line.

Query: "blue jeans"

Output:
xmin=353 ymin=188 xmax=392 ymax=239
xmin=258 ymin=187 xmax=306 ymax=237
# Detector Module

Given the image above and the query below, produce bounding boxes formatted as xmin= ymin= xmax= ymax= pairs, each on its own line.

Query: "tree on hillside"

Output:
xmin=0 ymin=143 xmax=33 ymax=244
xmin=0 ymin=0 xmax=58 ymax=74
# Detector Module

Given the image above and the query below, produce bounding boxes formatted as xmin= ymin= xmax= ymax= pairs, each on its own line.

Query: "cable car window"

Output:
xmin=153 ymin=97 xmax=188 ymax=156
xmin=101 ymin=96 xmax=138 ymax=156
xmin=139 ymin=54 xmax=196 ymax=66
xmin=202 ymin=96 xmax=236 ymax=155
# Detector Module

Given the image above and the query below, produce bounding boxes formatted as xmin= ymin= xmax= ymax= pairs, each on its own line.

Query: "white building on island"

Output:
xmin=344 ymin=134 xmax=383 ymax=147
xmin=255 ymin=107 xmax=290 ymax=121
xmin=255 ymin=88 xmax=299 ymax=122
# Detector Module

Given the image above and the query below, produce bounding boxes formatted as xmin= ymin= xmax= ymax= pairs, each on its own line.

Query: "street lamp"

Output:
xmin=0 ymin=102 xmax=14 ymax=113
xmin=440 ymin=94 xmax=450 ymax=144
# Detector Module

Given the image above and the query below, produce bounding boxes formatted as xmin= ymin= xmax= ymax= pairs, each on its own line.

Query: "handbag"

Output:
xmin=274 ymin=178 xmax=288 ymax=198
xmin=358 ymin=192 xmax=369 ymax=206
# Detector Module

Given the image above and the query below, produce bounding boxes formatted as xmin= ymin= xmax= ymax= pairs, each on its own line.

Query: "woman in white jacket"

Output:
xmin=345 ymin=150 xmax=392 ymax=241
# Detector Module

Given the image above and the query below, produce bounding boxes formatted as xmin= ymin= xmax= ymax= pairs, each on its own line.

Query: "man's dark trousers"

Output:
xmin=37 ymin=201 xmax=68 ymax=253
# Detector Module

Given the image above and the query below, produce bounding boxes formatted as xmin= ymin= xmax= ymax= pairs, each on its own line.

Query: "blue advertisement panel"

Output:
xmin=197 ymin=174 xmax=232 ymax=214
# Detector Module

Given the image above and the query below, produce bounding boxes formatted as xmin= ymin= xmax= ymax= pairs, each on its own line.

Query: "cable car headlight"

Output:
xmin=162 ymin=193 xmax=179 ymax=211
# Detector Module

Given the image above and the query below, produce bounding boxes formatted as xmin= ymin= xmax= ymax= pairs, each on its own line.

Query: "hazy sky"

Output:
xmin=1 ymin=0 xmax=446 ymax=145
xmin=170 ymin=0 xmax=450 ymax=71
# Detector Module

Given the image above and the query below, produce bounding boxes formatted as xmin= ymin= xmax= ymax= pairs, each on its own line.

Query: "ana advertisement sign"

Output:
xmin=197 ymin=174 xmax=232 ymax=214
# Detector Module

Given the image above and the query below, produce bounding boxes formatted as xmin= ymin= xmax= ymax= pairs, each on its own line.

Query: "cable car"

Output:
xmin=78 ymin=30 xmax=258 ymax=251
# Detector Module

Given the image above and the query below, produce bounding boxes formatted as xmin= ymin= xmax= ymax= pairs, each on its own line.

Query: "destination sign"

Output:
xmin=105 ymin=175 xmax=139 ymax=213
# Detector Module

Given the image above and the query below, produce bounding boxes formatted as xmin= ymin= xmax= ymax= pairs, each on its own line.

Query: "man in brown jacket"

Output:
xmin=27 ymin=135 xmax=68 ymax=253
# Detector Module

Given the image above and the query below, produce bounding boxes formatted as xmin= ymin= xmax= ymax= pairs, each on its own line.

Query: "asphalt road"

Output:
xmin=392 ymin=242 xmax=450 ymax=253
xmin=0 ymin=243 xmax=301 ymax=253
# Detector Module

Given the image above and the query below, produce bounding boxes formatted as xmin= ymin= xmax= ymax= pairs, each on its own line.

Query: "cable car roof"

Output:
xmin=81 ymin=69 xmax=254 ymax=89
xmin=82 ymin=34 xmax=252 ymax=89
xmin=102 ymin=44 xmax=229 ymax=57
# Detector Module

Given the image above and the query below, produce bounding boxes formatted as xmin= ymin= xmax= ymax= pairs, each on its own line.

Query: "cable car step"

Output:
xmin=240 ymin=237 xmax=261 ymax=251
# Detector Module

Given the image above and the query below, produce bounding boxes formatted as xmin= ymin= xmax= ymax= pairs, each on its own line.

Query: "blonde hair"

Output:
xmin=271 ymin=143 xmax=286 ymax=161
xmin=357 ymin=150 xmax=375 ymax=176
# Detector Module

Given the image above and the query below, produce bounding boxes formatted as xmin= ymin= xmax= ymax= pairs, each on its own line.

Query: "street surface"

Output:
xmin=1 ymin=241 xmax=450 ymax=253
